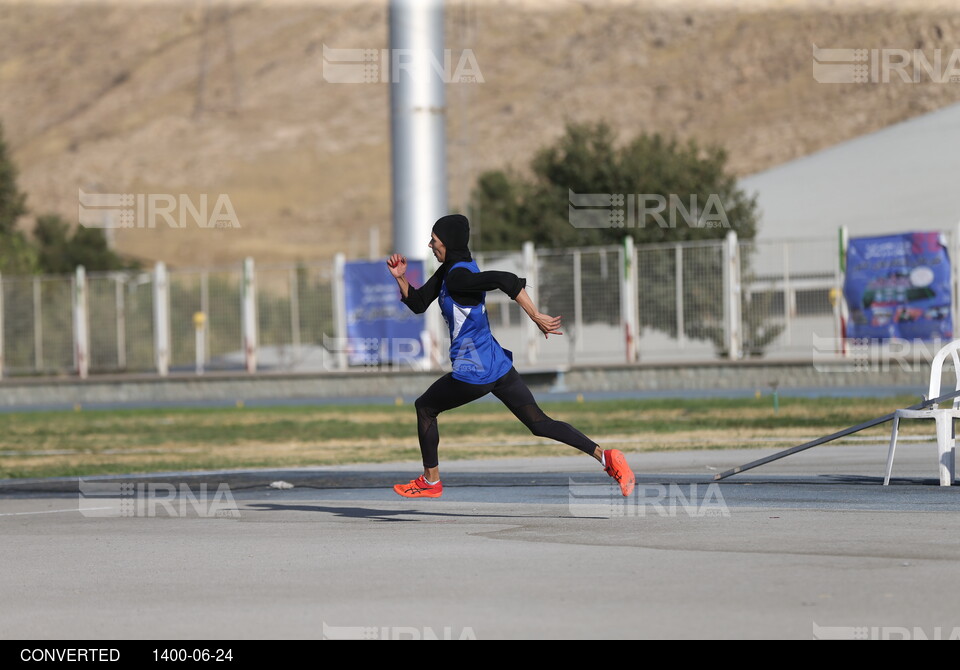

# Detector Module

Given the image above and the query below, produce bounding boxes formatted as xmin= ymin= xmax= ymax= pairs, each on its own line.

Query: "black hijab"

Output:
xmin=432 ymin=214 xmax=473 ymax=268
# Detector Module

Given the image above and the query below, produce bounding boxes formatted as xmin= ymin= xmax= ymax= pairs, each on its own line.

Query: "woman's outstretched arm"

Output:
xmin=515 ymin=288 xmax=563 ymax=339
xmin=387 ymin=254 xmax=442 ymax=314
xmin=444 ymin=267 xmax=525 ymax=299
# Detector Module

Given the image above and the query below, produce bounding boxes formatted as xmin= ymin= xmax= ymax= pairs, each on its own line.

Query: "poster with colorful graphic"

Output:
xmin=844 ymin=232 xmax=952 ymax=341
xmin=343 ymin=260 xmax=426 ymax=366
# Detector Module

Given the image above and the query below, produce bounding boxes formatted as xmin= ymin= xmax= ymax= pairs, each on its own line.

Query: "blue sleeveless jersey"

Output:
xmin=439 ymin=260 xmax=514 ymax=384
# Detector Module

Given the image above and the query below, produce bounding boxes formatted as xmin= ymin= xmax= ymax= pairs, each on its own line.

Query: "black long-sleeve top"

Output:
xmin=401 ymin=266 xmax=526 ymax=314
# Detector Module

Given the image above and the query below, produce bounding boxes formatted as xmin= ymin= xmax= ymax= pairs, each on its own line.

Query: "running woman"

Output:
xmin=386 ymin=214 xmax=635 ymax=499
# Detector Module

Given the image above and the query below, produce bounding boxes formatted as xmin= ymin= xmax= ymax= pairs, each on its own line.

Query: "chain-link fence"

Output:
xmin=0 ymin=235 xmax=878 ymax=377
xmin=0 ymin=262 xmax=337 ymax=376
xmin=2 ymin=275 xmax=75 ymax=375
xmin=740 ymin=238 xmax=839 ymax=359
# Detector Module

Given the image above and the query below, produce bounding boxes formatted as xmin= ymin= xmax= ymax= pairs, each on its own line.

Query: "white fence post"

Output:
xmin=200 ymin=271 xmax=210 ymax=368
xmin=783 ymin=242 xmax=793 ymax=348
xmin=723 ymin=231 xmax=742 ymax=360
xmin=522 ymin=241 xmax=539 ymax=365
xmin=154 ymin=261 xmax=170 ymax=376
xmin=675 ymin=244 xmax=686 ymax=349
xmin=333 ymin=253 xmax=347 ymax=370
xmin=572 ymin=249 xmax=583 ymax=353
xmin=953 ymin=222 xmax=959 ymax=342
xmin=836 ymin=226 xmax=849 ymax=356
xmin=115 ymin=275 xmax=126 ymax=370
xmin=620 ymin=236 xmax=639 ymax=363
xmin=242 ymin=257 xmax=257 ymax=373
xmin=33 ymin=276 xmax=42 ymax=372
xmin=194 ymin=311 xmax=206 ymax=375
xmin=74 ymin=265 xmax=89 ymax=379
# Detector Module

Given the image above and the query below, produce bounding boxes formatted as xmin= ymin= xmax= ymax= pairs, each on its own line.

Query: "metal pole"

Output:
xmin=953 ymin=221 xmax=959 ymax=342
xmin=333 ymin=253 xmax=347 ymax=370
xmin=620 ymin=236 xmax=639 ymax=362
xmin=116 ymin=275 xmax=126 ymax=370
xmin=200 ymin=271 xmax=209 ymax=368
xmin=837 ymin=226 xmax=849 ymax=356
xmin=390 ymin=0 xmax=448 ymax=262
xmin=675 ymin=244 xmax=685 ymax=348
xmin=154 ymin=262 xmax=170 ymax=376
xmin=522 ymin=241 xmax=538 ymax=365
xmin=714 ymin=388 xmax=960 ymax=481
xmin=723 ymin=231 xmax=742 ymax=360
xmin=194 ymin=311 xmax=206 ymax=375
xmin=573 ymin=250 xmax=583 ymax=354
xmin=783 ymin=242 xmax=792 ymax=348
xmin=74 ymin=266 xmax=89 ymax=379
xmin=33 ymin=276 xmax=42 ymax=372
xmin=242 ymin=257 xmax=257 ymax=373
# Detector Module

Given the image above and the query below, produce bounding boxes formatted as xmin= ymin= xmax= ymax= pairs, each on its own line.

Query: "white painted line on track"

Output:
xmin=0 ymin=507 xmax=113 ymax=517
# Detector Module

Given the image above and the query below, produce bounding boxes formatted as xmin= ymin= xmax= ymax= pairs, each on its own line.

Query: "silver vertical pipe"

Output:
xmin=74 ymin=266 xmax=89 ymax=379
xmin=675 ymin=244 xmax=685 ymax=349
xmin=116 ymin=276 xmax=126 ymax=370
xmin=390 ymin=0 xmax=448 ymax=262
xmin=242 ymin=257 xmax=257 ymax=373
xmin=200 ymin=271 xmax=210 ymax=366
xmin=333 ymin=253 xmax=347 ymax=370
xmin=33 ymin=276 xmax=42 ymax=371
xmin=573 ymin=250 xmax=583 ymax=353
xmin=783 ymin=242 xmax=792 ymax=348
xmin=154 ymin=262 xmax=170 ymax=376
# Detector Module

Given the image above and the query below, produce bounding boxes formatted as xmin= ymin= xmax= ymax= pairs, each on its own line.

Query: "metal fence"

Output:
xmin=476 ymin=235 xmax=841 ymax=367
xmin=0 ymin=234 xmax=862 ymax=377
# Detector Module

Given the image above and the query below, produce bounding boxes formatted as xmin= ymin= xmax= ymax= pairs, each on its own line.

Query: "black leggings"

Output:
xmin=414 ymin=367 xmax=598 ymax=468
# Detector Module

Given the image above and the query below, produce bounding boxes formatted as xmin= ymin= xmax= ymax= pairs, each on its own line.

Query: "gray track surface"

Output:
xmin=2 ymin=443 xmax=960 ymax=640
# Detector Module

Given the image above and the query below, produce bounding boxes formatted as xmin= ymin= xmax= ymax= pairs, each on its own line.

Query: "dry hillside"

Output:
xmin=1 ymin=0 xmax=959 ymax=268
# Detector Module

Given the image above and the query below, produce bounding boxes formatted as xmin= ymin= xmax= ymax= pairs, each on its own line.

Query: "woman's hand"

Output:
xmin=532 ymin=312 xmax=563 ymax=339
xmin=514 ymin=288 xmax=563 ymax=339
xmin=387 ymin=254 xmax=407 ymax=278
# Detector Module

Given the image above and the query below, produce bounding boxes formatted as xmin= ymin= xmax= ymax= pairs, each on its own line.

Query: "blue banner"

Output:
xmin=343 ymin=260 xmax=426 ymax=366
xmin=844 ymin=232 xmax=952 ymax=341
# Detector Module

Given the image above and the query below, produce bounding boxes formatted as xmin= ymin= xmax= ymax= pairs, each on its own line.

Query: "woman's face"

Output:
xmin=429 ymin=232 xmax=446 ymax=263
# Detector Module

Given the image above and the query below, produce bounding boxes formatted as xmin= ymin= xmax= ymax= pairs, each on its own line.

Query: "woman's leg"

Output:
xmin=415 ymin=373 xmax=494 ymax=477
xmin=491 ymin=368 xmax=600 ymax=459
xmin=491 ymin=368 xmax=634 ymax=496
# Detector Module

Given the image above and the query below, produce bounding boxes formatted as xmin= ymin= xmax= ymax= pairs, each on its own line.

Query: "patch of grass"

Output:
xmin=0 ymin=395 xmax=933 ymax=479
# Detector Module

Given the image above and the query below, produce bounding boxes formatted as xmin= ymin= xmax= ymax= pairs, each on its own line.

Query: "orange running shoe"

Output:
xmin=393 ymin=475 xmax=443 ymax=498
xmin=603 ymin=449 xmax=635 ymax=497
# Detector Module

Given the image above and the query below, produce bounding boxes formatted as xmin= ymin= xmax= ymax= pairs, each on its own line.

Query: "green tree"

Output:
xmin=0 ymin=121 xmax=37 ymax=275
xmin=470 ymin=121 xmax=759 ymax=249
xmin=35 ymin=213 xmax=135 ymax=274
xmin=469 ymin=121 xmax=780 ymax=355
xmin=0 ymin=121 xmax=26 ymax=237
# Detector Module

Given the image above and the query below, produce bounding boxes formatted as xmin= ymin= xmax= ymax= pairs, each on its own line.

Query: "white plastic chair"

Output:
xmin=884 ymin=340 xmax=960 ymax=486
